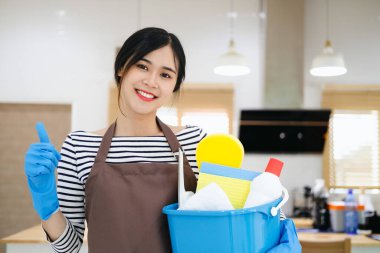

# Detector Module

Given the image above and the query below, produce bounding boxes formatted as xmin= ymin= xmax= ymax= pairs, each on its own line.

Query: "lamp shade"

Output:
xmin=214 ymin=40 xmax=250 ymax=76
xmin=310 ymin=40 xmax=347 ymax=77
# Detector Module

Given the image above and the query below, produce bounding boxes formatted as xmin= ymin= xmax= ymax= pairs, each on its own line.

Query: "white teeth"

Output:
xmin=137 ymin=89 xmax=154 ymax=99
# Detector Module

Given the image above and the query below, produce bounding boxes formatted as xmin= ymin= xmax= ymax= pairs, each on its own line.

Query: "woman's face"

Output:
xmin=119 ymin=45 xmax=178 ymax=117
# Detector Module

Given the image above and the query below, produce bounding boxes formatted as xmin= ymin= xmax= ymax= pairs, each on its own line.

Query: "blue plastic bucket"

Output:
xmin=162 ymin=197 xmax=282 ymax=253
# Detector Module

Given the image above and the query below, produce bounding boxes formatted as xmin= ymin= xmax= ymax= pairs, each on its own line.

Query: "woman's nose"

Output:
xmin=144 ymin=73 xmax=158 ymax=88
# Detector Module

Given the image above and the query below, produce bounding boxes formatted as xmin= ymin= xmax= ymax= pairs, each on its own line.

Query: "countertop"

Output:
xmin=298 ymin=232 xmax=380 ymax=247
xmin=0 ymin=225 xmax=88 ymax=244
xmin=292 ymin=218 xmax=380 ymax=247
xmin=1 ymin=219 xmax=380 ymax=247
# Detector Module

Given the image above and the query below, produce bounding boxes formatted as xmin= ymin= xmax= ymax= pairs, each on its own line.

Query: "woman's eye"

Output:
xmin=137 ymin=64 xmax=148 ymax=70
xmin=161 ymin=73 xmax=171 ymax=79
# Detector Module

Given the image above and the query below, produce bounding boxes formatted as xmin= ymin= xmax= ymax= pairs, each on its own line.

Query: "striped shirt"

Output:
xmin=48 ymin=125 xmax=285 ymax=252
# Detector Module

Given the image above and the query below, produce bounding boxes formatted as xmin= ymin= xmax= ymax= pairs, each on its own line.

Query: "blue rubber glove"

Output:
xmin=266 ymin=219 xmax=302 ymax=253
xmin=24 ymin=122 xmax=61 ymax=220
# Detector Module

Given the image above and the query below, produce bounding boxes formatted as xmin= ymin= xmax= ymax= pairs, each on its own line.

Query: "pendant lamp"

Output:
xmin=310 ymin=0 xmax=347 ymax=77
xmin=214 ymin=0 xmax=250 ymax=76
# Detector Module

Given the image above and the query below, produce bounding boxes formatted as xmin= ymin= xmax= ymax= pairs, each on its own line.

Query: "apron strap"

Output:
xmin=156 ymin=117 xmax=181 ymax=153
xmin=156 ymin=117 xmax=192 ymax=165
xmin=94 ymin=121 xmax=117 ymax=163
xmin=156 ymin=117 xmax=197 ymax=192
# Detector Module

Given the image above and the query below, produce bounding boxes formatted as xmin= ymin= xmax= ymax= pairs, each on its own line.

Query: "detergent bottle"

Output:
xmin=244 ymin=158 xmax=283 ymax=208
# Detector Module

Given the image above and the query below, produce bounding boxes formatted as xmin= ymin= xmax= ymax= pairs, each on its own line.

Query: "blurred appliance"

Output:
xmin=238 ymin=109 xmax=331 ymax=153
xmin=367 ymin=212 xmax=380 ymax=233
xmin=292 ymin=186 xmax=313 ymax=218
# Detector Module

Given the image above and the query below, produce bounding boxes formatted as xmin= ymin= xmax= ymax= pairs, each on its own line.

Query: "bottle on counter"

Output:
xmin=312 ymin=179 xmax=330 ymax=231
xmin=344 ymin=189 xmax=358 ymax=234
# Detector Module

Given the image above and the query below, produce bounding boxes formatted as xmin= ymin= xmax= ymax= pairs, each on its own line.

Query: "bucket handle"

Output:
xmin=270 ymin=186 xmax=289 ymax=217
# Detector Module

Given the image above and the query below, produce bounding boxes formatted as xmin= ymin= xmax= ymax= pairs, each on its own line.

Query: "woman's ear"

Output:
xmin=117 ymin=69 xmax=123 ymax=77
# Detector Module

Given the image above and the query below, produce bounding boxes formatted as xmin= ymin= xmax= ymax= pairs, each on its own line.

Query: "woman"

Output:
xmin=25 ymin=27 xmax=204 ymax=252
xmin=25 ymin=27 xmax=300 ymax=253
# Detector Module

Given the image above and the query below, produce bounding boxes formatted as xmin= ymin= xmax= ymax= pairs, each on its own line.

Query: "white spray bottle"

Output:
xmin=244 ymin=158 xmax=284 ymax=209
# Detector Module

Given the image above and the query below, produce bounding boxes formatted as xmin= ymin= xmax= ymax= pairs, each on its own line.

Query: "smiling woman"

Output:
xmin=23 ymin=27 xmax=206 ymax=253
xmin=23 ymin=27 xmax=300 ymax=253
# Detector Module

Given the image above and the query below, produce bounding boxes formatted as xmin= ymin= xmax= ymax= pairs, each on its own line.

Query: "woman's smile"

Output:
xmin=135 ymin=88 xmax=157 ymax=102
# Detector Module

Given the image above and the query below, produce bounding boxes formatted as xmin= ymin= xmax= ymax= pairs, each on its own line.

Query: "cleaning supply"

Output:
xmin=195 ymin=134 xmax=244 ymax=170
xmin=195 ymin=134 xmax=250 ymax=209
xmin=311 ymin=179 xmax=330 ymax=231
xmin=328 ymin=201 xmax=345 ymax=232
xmin=243 ymin=158 xmax=284 ymax=208
xmin=196 ymin=162 xmax=260 ymax=209
xmin=344 ymin=189 xmax=358 ymax=234
xmin=178 ymin=182 xmax=234 ymax=211
xmin=163 ymin=196 xmax=284 ymax=253
xmin=177 ymin=149 xmax=194 ymax=208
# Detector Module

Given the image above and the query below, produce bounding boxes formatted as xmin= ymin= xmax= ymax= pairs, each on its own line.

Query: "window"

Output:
xmin=181 ymin=112 xmax=230 ymax=134
xmin=329 ymin=111 xmax=379 ymax=187
xmin=322 ymin=84 xmax=380 ymax=189
xmin=159 ymin=83 xmax=234 ymax=134
xmin=157 ymin=107 xmax=178 ymax=126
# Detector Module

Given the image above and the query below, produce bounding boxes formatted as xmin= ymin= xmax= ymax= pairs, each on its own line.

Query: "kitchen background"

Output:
xmin=1 ymin=0 xmax=380 ymax=251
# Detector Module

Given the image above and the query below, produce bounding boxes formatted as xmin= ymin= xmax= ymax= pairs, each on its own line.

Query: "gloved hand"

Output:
xmin=24 ymin=122 xmax=61 ymax=220
xmin=266 ymin=219 xmax=302 ymax=253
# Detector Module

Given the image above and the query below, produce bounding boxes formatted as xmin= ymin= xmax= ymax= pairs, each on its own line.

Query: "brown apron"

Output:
xmin=85 ymin=118 xmax=197 ymax=253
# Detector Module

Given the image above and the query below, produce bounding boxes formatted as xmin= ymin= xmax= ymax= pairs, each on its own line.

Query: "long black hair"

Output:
xmin=114 ymin=27 xmax=186 ymax=93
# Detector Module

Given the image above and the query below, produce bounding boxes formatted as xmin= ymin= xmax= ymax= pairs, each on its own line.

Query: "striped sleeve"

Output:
xmin=49 ymin=134 xmax=85 ymax=253
xmin=178 ymin=126 xmax=207 ymax=178
xmin=177 ymin=126 xmax=206 ymax=174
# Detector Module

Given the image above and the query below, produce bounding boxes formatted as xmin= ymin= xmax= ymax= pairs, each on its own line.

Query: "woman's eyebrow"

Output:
xmin=141 ymin=58 xmax=177 ymax=74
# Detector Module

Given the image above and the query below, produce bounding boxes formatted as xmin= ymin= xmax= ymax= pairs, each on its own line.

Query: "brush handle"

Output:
xmin=178 ymin=149 xmax=186 ymax=208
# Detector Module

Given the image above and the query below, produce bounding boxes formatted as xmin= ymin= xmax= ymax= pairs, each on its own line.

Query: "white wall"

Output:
xmin=304 ymin=0 xmax=380 ymax=107
xmin=1 ymin=0 xmax=380 ymax=215
xmin=0 ymin=0 xmax=261 ymax=132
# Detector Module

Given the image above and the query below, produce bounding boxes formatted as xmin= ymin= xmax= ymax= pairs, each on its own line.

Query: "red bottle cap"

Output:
xmin=265 ymin=158 xmax=284 ymax=177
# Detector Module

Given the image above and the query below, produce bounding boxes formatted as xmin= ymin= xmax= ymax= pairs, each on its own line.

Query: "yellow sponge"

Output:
xmin=196 ymin=163 xmax=260 ymax=209
xmin=196 ymin=134 xmax=244 ymax=169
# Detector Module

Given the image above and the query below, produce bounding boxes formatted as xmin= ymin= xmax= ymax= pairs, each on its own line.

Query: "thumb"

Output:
xmin=36 ymin=122 xmax=50 ymax=143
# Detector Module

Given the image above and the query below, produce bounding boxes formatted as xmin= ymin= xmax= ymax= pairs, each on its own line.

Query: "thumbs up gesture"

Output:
xmin=24 ymin=122 xmax=61 ymax=220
